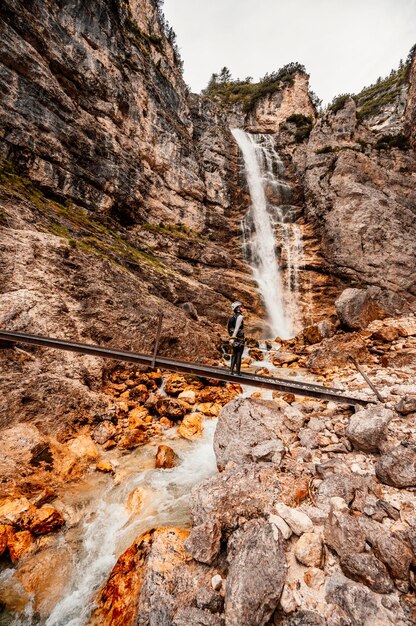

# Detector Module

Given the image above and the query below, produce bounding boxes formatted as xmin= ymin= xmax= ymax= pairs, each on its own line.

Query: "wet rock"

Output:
xmin=324 ymin=510 xmax=366 ymax=557
xmin=274 ymin=503 xmax=313 ymax=535
xmin=294 ymin=532 xmax=323 ymax=567
xmin=177 ymin=413 xmax=204 ymax=440
xmin=92 ymin=420 xmax=117 ymax=445
xmin=29 ymin=505 xmax=64 ymax=535
xmin=164 ymin=374 xmax=191 ymax=396
xmin=335 ymin=288 xmax=386 ymax=331
xmin=225 ymin=519 xmax=286 ymax=626
xmin=118 ymin=429 xmax=149 ymax=450
xmin=186 ymin=464 xmax=281 ymax=562
xmin=178 ymin=389 xmax=196 ymax=404
xmin=155 ymin=445 xmax=178 ymax=469
xmin=0 ymin=524 xmax=8 ymax=557
xmin=271 ymin=351 xmax=299 ymax=366
xmin=346 ymin=406 xmax=393 ymax=452
xmin=303 ymin=319 xmax=337 ymax=344
xmin=66 ymin=435 xmax=99 ymax=463
xmin=156 ymin=398 xmax=187 ymax=421
xmin=7 ymin=529 xmax=35 ymax=562
xmin=248 ymin=348 xmax=263 ymax=361
xmin=96 ymin=461 xmax=115 ymax=473
xmin=89 ymin=527 xmax=220 ymax=626
xmin=375 ymin=444 xmax=416 ymax=487
xmin=0 ymin=497 xmax=37 ymax=528
xmin=340 ymin=552 xmax=394 ymax=593
xmin=214 ymin=398 xmax=286 ymax=469
xmin=128 ymin=406 xmax=150 ymax=427
xmin=395 ymin=395 xmax=416 ymax=415
xmin=14 ymin=545 xmax=74 ymax=617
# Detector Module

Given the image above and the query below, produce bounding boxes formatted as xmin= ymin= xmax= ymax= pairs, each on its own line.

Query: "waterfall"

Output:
xmin=232 ymin=129 xmax=303 ymax=339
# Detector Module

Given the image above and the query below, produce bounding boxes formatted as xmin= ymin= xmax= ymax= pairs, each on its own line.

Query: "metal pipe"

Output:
xmin=0 ymin=330 xmax=372 ymax=406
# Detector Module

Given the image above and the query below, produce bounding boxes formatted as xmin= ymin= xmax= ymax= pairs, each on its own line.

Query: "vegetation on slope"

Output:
xmin=203 ymin=63 xmax=318 ymax=112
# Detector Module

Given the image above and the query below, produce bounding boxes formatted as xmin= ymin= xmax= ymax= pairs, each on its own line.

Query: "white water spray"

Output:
xmin=232 ymin=129 xmax=303 ymax=339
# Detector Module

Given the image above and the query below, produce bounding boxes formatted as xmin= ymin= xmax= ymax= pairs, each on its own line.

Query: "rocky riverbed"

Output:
xmin=1 ymin=299 xmax=415 ymax=625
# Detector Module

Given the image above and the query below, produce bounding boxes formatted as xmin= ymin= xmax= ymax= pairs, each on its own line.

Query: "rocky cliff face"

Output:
xmin=304 ymin=96 xmax=416 ymax=312
xmin=0 ymin=0 xmax=262 ymax=431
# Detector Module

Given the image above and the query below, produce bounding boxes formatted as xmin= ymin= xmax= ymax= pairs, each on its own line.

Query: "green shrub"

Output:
xmin=204 ymin=62 xmax=307 ymax=112
xmin=329 ymin=94 xmax=351 ymax=114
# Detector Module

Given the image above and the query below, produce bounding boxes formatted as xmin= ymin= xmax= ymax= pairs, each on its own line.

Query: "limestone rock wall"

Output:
xmin=0 ymin=0 xmax=261 ymax=431
xmin=304 ymin=98 xmax=416 ymax=311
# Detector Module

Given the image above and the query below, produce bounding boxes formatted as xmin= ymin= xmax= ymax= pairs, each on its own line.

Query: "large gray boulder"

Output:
xmin=213 ymin=398 xmax=286 ymax=469
xmin=346 ymin=406 xmax=393 ymax=453
xmin=335 ymin=288 xmax=386 ymax=330
xmin=224 ymin=519 xmax=286 ymax=626
xmin=375 ymin=444 xmax=416 ymax=488
xmin=185 ymin=463 xmax=280 ymax=564
xmin=326 ymin=572 xmax=406 ymax=625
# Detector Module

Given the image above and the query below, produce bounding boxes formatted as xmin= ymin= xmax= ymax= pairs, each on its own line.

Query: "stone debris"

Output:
xmin=155 ymin=445 xmax=179 ymax=469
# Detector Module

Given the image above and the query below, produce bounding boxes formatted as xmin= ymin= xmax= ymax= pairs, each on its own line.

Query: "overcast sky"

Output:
xmin=163 ymin=0 xmax=416 ymax=105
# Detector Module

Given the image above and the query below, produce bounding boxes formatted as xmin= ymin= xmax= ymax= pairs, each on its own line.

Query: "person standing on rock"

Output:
xmin=228 ymin=301 xmax=245 ymax=376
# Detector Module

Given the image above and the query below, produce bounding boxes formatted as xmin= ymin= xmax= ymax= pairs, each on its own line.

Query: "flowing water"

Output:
xmin=232 ymin=129 xmax=304 ymax=339
xmin=0 ymin=421 xmax=218 ymax=626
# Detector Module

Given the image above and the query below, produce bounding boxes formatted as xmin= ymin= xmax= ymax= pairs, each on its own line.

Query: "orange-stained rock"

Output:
xmin=0 ymin=524 xmax=9 ymax=557
xmin=156 ymin=398 xmax=187 ymax=421
xmin=0 ymin=497 xmax=37 ymax=529
xmin=118 ymin=429 xmax=149 ymax=450
xmin=177 ymin=389 xmax=196 ymax=405
xmin=96 ymin=461 xmax=115 ymax=474
xmin=7 ymin=529 xmax=35 ymax=562
xmin=67 ymin=435 xmax=99 ymax=461
xmin=194 ymin=402 xmax=221 ymax=417
xmin=129 ymin=384 xmax=150 ymax=403
xmin=248 ymin=348 xmax=263 ymax=361
xmin=88 ymin=528 xmax=190 ymax=626
xmin=159 ymin=417 xmax=174 ymax=429
xmin=155 ymin=445 xmax=178 ymax=469
xmin=15 ymin=545 xmax=74 ymax=616
xmin=92 ymin=421 xmax=117 ymax=445
xmin=164 ymin=374 xmax=189 ymax=396
xmin=197 ymin=384 xmax=241 ymax=405
xmin=126 ymin=488 xmax=144 ymax=515
xmin=271 ymin=351 xmax=299 ymax=366
xmin=29 ymin=505 xmax=64 ymax=535
xmin=177 ymin=413 xmax=204 ymax=440
xmin=102 ymin=439 xmax=117 ymax=450
xmin=128 ymin=406 xmax=149 ymax=425
xmin=306 ymin=332 xmax=371 ymax=373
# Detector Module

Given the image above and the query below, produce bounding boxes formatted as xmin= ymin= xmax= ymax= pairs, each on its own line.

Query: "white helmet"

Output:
xmin=231 ymin=301 xmax=242 ymax=311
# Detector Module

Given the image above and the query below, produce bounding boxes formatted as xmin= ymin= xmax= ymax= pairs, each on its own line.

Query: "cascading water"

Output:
xmin=232 ymin=129 xmax=304 ymax=339
xmin=0 ymin=422 xmax=218 ymax=626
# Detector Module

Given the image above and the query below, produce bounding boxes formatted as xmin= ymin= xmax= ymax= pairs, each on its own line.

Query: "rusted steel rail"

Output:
xmin=0 ymin=330 xmax=372 ymax=406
